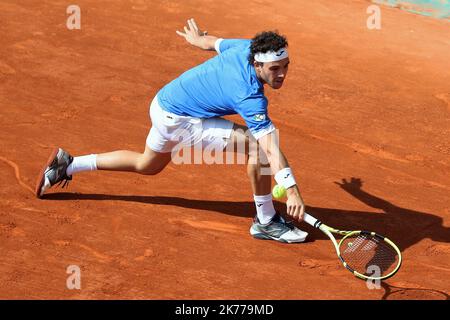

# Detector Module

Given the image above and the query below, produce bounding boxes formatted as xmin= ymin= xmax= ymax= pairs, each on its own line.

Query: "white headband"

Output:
xmin=254 ymin=47 xmax=289 ymax=63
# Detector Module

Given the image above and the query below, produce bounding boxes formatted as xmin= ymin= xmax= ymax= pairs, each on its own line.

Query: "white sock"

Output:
xmin=254 ymin=194 xmax=276 ymax=224
xmin=66 ymin=154 xmax=98 ymax=176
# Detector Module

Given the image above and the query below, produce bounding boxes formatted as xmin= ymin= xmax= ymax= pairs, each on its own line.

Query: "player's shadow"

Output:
xmin=298 ymin=177 xmax=449 ymax=252
xmin=44 ymin=177 xmax=449 ymax=251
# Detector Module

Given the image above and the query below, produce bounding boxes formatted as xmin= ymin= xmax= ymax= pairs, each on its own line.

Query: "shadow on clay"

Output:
xmin=43 ymin=177 xmax=450 ymax=251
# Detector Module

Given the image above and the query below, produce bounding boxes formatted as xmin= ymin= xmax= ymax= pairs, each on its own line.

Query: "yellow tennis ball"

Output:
xmin=272 ymin=185 xmax=287 ymax=199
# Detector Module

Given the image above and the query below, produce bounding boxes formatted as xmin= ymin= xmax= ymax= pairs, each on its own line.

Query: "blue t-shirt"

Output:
xmin=157 ymin=39 xmax=274 ymax=139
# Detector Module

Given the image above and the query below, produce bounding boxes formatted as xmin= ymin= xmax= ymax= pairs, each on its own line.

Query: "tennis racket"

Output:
xmin=303 ymin=212 xmax=402 ymax=281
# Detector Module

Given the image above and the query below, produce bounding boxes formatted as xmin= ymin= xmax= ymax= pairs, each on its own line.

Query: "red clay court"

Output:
xmin=0 ymin=0 xmax=449 ymax=299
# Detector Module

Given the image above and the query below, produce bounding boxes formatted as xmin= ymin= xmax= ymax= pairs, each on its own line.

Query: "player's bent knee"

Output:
xmin=230 ymin=124 xmax=252 ymax=154
xmin=136 ymin=160 xmax=167 ymax=175
xmin=137 ymin=164 xmax=165 ymax=175
xmin=136 ymin=151 xmax=171 ymax=175
xmin=247 ymin=163 xmax=259 ymax=176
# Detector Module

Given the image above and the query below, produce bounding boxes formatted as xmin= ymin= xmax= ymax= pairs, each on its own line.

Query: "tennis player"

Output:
xmin=36 ymin=19 xmax=308 ymax=243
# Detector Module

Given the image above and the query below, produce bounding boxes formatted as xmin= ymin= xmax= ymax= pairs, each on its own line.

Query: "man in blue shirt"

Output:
xmin=36 ymin=19 xmax=308 ymax=243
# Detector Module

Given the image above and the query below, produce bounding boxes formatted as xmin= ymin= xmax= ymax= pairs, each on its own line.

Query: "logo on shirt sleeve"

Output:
xmin=253 ymin=114 xmax=267 ymax=122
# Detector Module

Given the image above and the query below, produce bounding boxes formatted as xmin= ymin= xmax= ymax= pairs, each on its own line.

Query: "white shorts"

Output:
xmin=146 ymin=96 xmax=234 ymax=153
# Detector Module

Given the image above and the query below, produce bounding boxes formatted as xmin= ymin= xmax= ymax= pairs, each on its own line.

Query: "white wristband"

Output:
xmin=214 ymin=38 xmax=224 ymax=54
xmin=274 ymin=167 xmax=297 ymax=189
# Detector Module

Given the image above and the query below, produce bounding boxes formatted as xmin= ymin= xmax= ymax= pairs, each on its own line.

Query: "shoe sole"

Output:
xmin=250 ymin=226 xmax=307 ymax=243
xmin=35 ymin=148 xmax=59 ymax=199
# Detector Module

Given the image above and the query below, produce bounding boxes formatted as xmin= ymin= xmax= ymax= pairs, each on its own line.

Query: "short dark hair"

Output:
xmin=248 ymin=31 xmax=288 ymax=64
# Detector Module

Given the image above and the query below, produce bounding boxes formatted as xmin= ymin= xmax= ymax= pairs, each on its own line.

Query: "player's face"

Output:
xmin=255 ymin=58 xmax=290 ymax=89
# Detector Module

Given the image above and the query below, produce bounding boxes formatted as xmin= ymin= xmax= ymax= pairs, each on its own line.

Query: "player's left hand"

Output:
xmin=176 ymin=18 xmax=208 ymax=46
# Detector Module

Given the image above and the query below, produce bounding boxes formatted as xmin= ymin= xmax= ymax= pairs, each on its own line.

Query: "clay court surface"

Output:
xmin=1 ymin=0 xmax=449 ymax=299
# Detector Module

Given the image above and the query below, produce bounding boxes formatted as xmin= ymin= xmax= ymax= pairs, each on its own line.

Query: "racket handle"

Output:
xmin=303 ymin=212 xmax=321 ymax=228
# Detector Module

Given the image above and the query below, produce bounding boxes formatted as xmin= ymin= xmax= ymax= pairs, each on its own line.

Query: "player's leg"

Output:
xmin=226 ymin=123 xmax=308 ymax=243
xmin=94 ymin=102 xmax=174 ymax=174
xmin=35 ymin=144 xmax=172 ymax=198
xmin=228 ymin=125 xmax=273 ymax=195
xmin=35 ymin=97 xmax=175 ymax=198
xmin=95 ymin=145 xmax=171 ymax=175
xmin=227 ymin=123 xmax=275 ymax=223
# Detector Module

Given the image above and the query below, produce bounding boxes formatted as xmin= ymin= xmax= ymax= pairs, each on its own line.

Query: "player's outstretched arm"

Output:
xmin=258 ymin=131 xmax=306 ymax=222
xmin=176 ymin=18 xmax=218 ymax=50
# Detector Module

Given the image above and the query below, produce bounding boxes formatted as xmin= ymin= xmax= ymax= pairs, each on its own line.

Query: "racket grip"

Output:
xmin=303 ymin=212 xmax=320 ymax=228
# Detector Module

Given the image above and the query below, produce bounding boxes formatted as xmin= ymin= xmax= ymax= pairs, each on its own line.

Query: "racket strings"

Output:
xmin=340 ymin=233 xmax=399 ymax=277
